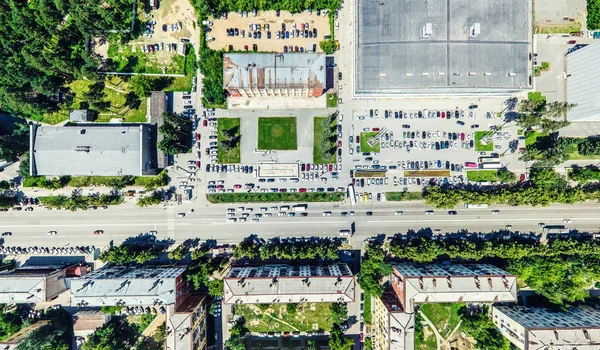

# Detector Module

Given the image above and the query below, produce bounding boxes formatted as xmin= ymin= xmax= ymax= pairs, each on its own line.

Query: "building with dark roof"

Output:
xmin=492 ymin=304 xmax=600 ymax=350
xmin=29 ymin=123 xmax=159 ymax=176
xmin=223 ymin=53 xmax=327 ymax=98
xmin=0 ymin=265 xmax=70 ymax=303
xmin=166 ymin=294 xmax=208 ymax=350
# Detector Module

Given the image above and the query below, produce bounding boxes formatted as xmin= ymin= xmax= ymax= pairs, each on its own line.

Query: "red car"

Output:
xmin=328 ymin=164 xmax=333 ymax=172
xmin=216 ymin=185 xmax=224 ymax=189
xmin=520 ymin=174 xmax=526 ymax=182
xmin=202 ymin=119 xmax=207 ymax=127
xmin=195 ymin=133 xmax=201 ymax=141
xmin=299 ymin=188 xmax=307 ymax=192
xmin=233 ymin=184 xmax=242 ymax=189
xmin=205 ymin=148 xmax=210 ymax=155
xmin=337 ymin=140 xmax=342 ymax=147
xmin=306 ymin=164 xmax=311 ymax=171
xmin=301 ymin=23 xmax=305 ymax=30
xmin=373 ymin=127 xmax=380 ymax=131
xmin=94 ymin=230 xmax=104 ymax=235
xmin=441 ymin=112 xmax=446 ymax=118
xmin=196 ymin=161 xmax=201 ymax=168
xmin=279 ymin=189 xmax=287 ymax=193
xmin=460 ymin=133 xmax=465 ymax=141
xmin=356 ymin=136 xmax=360 ymax=143
xmin=567 ymin=40 xmax=576 ymax=44
xmin=359 ymin=334 xmax=364 ymax=343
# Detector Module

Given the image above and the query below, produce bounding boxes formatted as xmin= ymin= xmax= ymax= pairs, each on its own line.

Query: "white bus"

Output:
xmin=348 ymin=185 xmax=356 ymax=206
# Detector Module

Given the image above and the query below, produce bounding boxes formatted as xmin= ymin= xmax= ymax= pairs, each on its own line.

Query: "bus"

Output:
xmin=292 ymin=204 xmax=308 ymax=212
xmin=347 ymin=185 xmax=356 ymax=206
xmin=480 ymin=162 xmax=504 ymax=169
xmin=464 ymin=204 xmax=489 ymax=209
xmin=478 ymin=156 xmax=500 ymax=164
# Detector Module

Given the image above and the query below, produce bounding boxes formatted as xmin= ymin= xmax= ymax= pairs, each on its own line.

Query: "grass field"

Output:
xmin=474 ymin=131 xmax=494 ymax=152
xmin=360 ymin=132 xmax=380 ymax=153
xmin=207 ymin=192 xmax=343 ymax=203
xmin=385 ymin=192 xmax=424 ymax=201
xmin=528 ymin=91 xmax=546 ymax=101
xmin=217 ymin=118 xmax=241 ymax=163
xmin=258 ymin=117 xmax=297 ymax=150
xmin=525 ymin=131 xmax=544 ymax=147
xmin=466 ymin=170 xmax=500 ymax=182
xmin=327 ymin=93 xmax=338 ymax=108
xmin=33 ymin=77 xmax=148 ymax=125
xmin=313 ymin=116 xmax=337 ymax=164
xmin=235 ymin=303 xmax=334 ymax=333
xmin=420 ymin=303 xmax=464 ymax=338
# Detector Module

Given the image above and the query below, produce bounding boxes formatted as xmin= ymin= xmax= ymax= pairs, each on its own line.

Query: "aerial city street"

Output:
xmin=1 ymin=0 xmax=600 ymax=349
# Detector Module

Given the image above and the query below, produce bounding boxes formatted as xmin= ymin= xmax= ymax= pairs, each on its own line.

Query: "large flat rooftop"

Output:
xmin=356 ymin=0 xmax=531 ymax=95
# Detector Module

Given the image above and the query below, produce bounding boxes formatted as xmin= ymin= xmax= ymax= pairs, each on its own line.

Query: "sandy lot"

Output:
xmin=208 ymin=10 xmax=331 ymax=53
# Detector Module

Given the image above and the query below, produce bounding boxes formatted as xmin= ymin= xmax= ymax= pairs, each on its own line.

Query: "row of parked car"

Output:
xmin=140 ymin=42 xmax=178 ymax=53
xmin=369 ymin=108 xmax=476 ymax=120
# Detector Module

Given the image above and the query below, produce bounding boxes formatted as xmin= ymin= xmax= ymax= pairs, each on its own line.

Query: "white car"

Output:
xmin=491 ymin=210 xmax=500 ymax=214
xmin=395 ymin=211 xmax=404 ymax=215
xmin=47 ymin=231 xmax=57 ymax=235
xmin=563 ymin=219 xmax=571 ymax=223
xmin=323 ymin=211 xmax=332 ymax=216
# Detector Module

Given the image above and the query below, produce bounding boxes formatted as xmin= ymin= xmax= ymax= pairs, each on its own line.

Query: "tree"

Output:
xmin=330 ymin=303 xmax=348 ymax=325
xmin=320 ymin=39 xmax=336 ymax=54
xmin=81 ymin=318 xmax=138 ymax=350
xmin=496 ymin=169 xmax=516 ymax=183
xmin=458 ymin=305 xmax=509 ymax=350
xmin=358 ymin=242 xmax=392 ymax=297
xmin=328 ymin=324 xmax=354 ymax=350
xmin=16 ymin=308 xmax=71 ymax=350
xmin=131 ymin=75 xmax=152 ymax=97
xmin=589 ymin=0 xmax=600 ymax=29
xmin=168 ymin=244 xmax=190 ymax=261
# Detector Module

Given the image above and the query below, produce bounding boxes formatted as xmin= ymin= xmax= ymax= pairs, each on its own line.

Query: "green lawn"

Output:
xmin=474 ymin=131 xmax=494 ymax=152
xmin=466 ymin=170 xmax=500 ymax=182
xmin=258 ymin=117 xmax=297 ymax=150
xmin=360 ymin=132 xmax=380 ymax=153
xmin=385 ymin=192 xmax=423 ymax=201
xmin=420 ymin=303 xmax=464 ymax=338
xmin=327 ymin=93 xmax=338 ymax=108
xmin=147 ymin=45 xmax=196 ymax=92
xmin=107 ymin=42 xmax=185 ymax=74
xmin=207 ymin=192 xmax=343 ymax=203
xmin=528 ymin=92 xmax=546 ymax=101
xmin=235 ymin=303 xmax=334 ymax=333
xmin=32 ymin=77 xmax=148 ymax=125
xmin=525 ymin=130 xmax=545 ymax=147
xmin=313 ymin=116 xmax=337 ymax=164
xmin=217 ymin=118 xmax=241 ymax=163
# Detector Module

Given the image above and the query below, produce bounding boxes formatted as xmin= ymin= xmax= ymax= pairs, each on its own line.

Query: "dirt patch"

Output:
xmin=208 ymin=10 xmax=330 ymax=53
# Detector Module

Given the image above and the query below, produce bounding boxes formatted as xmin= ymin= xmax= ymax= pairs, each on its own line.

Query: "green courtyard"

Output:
xmin=217 ymin=118 xmax=241 ymax=164
xmin=234 ymin=303 xmax=334 ymax=333
xmin=360 ymin=132 xmax=380 ymax=153
xmin=474 ymin=131 xmax=494 ymax=152
xmin=258 ymin=117 xmax=297 ymax=150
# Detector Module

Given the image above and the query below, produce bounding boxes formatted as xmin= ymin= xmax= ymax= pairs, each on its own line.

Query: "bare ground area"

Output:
xmin=208 ymin=10 xmax=331 ymax=53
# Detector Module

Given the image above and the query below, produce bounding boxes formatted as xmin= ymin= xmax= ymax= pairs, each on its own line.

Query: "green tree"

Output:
xmin=328 ymin=324 xmax=354 ymax=350
xmin=358 ymin=242 xmax=392 ymax=297
xmin=16 ymin=308 xmax=71 ymax=350
xmin=131 ymin=75 xmax=152 ymax=97
xmin=496 ymin=169 xmax=516 ymax=183
xmin=330 ymin=303 xmax=348 ymax=325
xmin=81 ymin=318 xmax=138 ymax=350
xmin=319 ymin=39 xmax=336 ymax=54
xmin=168 ymin=244 xmax=190 ymax=261
xmin=458 ymin=305 xmax=509 ymax=350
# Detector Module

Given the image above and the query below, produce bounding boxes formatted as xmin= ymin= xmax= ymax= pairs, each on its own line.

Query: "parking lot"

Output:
xmin=207 ymin=10 xmax=331 ymax=53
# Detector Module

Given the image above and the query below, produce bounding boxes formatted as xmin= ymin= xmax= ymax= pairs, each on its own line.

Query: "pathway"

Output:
xmin=418 ymin=310 xmax=445 ymax=350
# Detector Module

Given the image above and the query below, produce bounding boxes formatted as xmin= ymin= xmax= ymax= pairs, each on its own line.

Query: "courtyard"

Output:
xmin=234 ymin=303 xmax=334 ymax=333
xmin=258 ymin=117 xmax=298 ymax=150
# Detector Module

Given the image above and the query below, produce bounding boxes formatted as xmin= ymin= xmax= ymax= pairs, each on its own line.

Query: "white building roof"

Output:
xmin=0 ymin=266 xmax=67 ymax=303
xmin=70 ymin=266 xmax=186 ymax=307
xmin=493 ymin=305 xmax=600 ymax=349
xmin=394 ymin=263 xmax=517 ymax=313
xmin=223 ymin=264 xmax=355 ymax=304
xmin=567 ymin=41 xmax=600 ymax=121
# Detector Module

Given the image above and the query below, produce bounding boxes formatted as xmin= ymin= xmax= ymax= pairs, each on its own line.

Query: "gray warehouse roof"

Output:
xmin=223 ymin=53 xmax=327 ymax=90
xmin=356 ymin=0 xmax=531 ymax=95
xmin=30 ymin=124 xmax=155 ymax=176
xmin=567 ymin=41 xmax=600 ymax=121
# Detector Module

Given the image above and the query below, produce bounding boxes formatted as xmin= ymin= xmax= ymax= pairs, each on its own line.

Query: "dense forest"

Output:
xmin=0 ymin=0 xmax=133 ymax=119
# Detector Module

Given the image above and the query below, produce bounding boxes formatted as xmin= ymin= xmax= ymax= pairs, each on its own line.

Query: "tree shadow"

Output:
xmin=149 ymin=76 xmax=175 ymax=91
xmin=123 ymin=234 xmax=174 ymax=247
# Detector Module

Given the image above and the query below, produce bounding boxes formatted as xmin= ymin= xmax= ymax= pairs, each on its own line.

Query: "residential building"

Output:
xmin=0 ymin=320 xmax=50 ymax=350
xmin=69 ymin=109 xmax=94 ymax=122
xmin=69 ymin=265 xmax=188 ymax=307
xmin=566 ymin=41 xmax=600 ymax=121
xmin=72 ymin=310 xmax=111 ymax=349
xmin=0 ymin=265 xmax=69 ymax=303
xmin=223 ymin=263 xmax=355 ymax=304
xmin=166 ymin=294 xmax=208 ymax=350
xmin=391 ymin=263 xmax=518 ymax=313
xmin=372 ymin=291 xmax=415 ymax=350
xmin=29 ymin=123 xmax=159 ymax=176
xmin=223 ymin=53 xmax=327 ymax=98
xmin=492 ymin=304 xmax=600 ymax=350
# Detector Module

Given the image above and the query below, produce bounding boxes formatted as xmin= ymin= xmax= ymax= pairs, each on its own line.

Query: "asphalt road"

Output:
xmin=1 ymin=201 xmax=597 ymax=249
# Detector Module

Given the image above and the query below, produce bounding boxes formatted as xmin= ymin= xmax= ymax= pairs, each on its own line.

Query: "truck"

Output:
xmin=202 ymin=20 xmax=213 ymax=26
xmin=464 ymin=204 xmax=489 ymax=209
xmin=480 ymin=162 xmax=504 ymax=169
xmin=292 ymin=204 xmax=308 ymax=212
